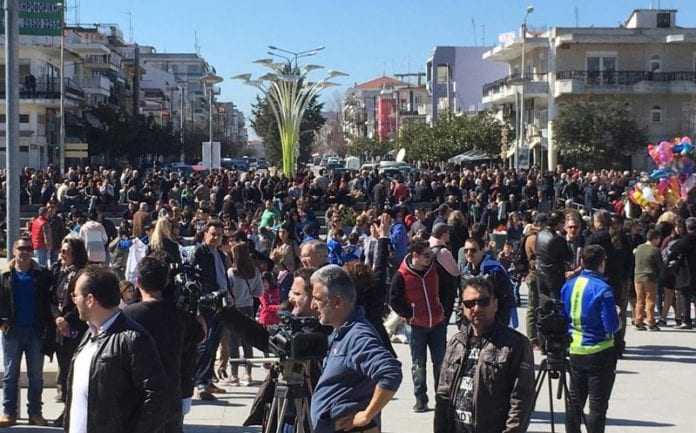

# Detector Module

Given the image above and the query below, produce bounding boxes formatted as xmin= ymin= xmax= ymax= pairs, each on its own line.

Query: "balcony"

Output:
xmin=555 ymin=70 xmax=696 ymax=96
xmin=482 ymin=73 xmax=548 ymax=105
xmin=80 ymin=76 xmax=112 ymax=96
xmin=0 ymin=78 xmax=84 ymax=101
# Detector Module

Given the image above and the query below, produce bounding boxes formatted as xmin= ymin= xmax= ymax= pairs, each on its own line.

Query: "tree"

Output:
xmin=555 ymin=98 xmax=647 ymax=169
xmin=347 ymin=135 xmax=394 ymax=160
xmin=250 ymin=94 xmax=325 ymax=167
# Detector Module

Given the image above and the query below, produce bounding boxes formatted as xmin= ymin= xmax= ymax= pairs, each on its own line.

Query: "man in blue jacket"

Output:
xmin=310 ymin=265 xmax=402 ymax=433
xmin=561 ymin=244 xmax=620 ymax=433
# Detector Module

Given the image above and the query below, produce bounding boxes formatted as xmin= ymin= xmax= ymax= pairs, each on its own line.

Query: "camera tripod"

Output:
xmin=235 ymin=357 xmax=313 ymax=433
xmin=533 ymin=352 xmax=587 ymax=433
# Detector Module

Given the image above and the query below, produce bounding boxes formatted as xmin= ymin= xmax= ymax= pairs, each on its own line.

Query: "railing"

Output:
xmin=0 ymin=78 xmax=84 ymax=99
xmin=482 ymin=72 xmax=548 ymax=97
xmin=557 ymin=70 xmax=696 ymax=86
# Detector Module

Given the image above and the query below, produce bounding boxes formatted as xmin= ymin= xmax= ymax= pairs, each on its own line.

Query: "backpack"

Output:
xmin=512 ymin=234 xmax=531 ymax=276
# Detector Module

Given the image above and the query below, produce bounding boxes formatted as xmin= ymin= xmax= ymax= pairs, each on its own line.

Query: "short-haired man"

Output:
xmin=390 ymin=239 xmax=446 ymax=412
xmin=124 ymin=256 xmax=202 ymax=433
xmin=633 ymin=229 xmax=663 ymax=331
xmin=29 ymin=206 xmax=52 ymax=267
xmin=435 ymin=277 xmax=534 ymax=433
xmin=65 ymin=265 xmax=169 ymax=433
xmin=300 ymin=240 xmax=329 ymax=269
xmin=311 ymin=265 xmax=402 ymax=433
xmin=535 ymin=211 xmax=571 ymax=299
xmin=0 ymin=238 xmax=54 ymax=427
xmin=561 ymin=245 xmax=620 ymax=433
xmin=192 ymin=220 xmax=230 ymax=400
xmin=429 ymin=223 xmax=461 ymax=324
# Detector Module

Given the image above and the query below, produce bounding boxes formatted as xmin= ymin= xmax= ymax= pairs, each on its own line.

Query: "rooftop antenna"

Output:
xmin=481 ymin=24 xmax=486 ymax=46
xmin=471 ymin=18 xmax=478 ymax=46
xmin=194 ymin=30 xmax=201 ymax=56
xmin=574 ymin=5 xmax=579 ymax=27
xmin=123 ymin=10 xmax=134 ymax=42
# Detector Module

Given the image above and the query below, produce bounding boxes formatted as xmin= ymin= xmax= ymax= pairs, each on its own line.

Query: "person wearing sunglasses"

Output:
xmin=0 ymin=237 xmax=55 ymax=427
xmin=435 ymin=277 xmax=534 ymax=433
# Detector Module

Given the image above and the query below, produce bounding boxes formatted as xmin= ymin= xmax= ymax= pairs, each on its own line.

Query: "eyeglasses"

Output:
xmin=462 ymin=297 xmax=492 ymax=309
xmin=17 ymin=246 xmax=33 ymax=252
xmin=463 ymin=248 xmax=478 ymax=254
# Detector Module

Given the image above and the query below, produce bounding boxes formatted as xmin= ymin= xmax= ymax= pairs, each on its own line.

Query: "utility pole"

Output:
xmin=179 ymin=85 xmax=185 ymax=162
xmin=5 ymin=0 xmax=19 ymax=252
xmin=59 ymin=1 xmax=65 ymax=174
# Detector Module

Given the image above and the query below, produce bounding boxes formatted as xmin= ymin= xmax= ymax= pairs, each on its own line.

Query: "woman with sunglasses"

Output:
xmin=50 ymin=237 xmax=88 ymax=427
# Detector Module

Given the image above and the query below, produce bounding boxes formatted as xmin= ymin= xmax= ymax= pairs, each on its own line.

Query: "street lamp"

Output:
xmin=57 ymin=1 xmax=66 ymax=174
xmin=268 ymin=45 xmax=325 ymax=69
xmin=232 ymin=50 xmax=346 ymax=176
xmin=516 ymin=4 xmax=534 ymax=170
xmin=200 ymin=72 xmax=223 ymax=145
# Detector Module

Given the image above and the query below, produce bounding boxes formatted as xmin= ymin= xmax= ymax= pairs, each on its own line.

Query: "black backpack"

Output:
xmin=512 ymin=234 xmax=531 ymax=276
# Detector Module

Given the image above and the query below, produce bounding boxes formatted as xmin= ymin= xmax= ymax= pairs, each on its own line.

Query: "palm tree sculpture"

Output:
xmin=233 ymin=59 xmax=347 ymax=176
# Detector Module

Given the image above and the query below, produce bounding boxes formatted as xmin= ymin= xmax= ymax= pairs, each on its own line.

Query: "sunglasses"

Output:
xmin=462 ymin=297 xmax=492 ymax=309
xmin=463 ymin=248 xmax=479 ymax=254
xmin=17 ymin=246 xmax=33 ymax=252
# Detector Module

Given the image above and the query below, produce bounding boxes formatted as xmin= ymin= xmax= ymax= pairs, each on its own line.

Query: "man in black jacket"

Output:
xmin=535 ymin=211 xmax=571 ymax=300
xmin=668 ymin=217 xmax=696 ymax=329
xmin=65 ymin=265 xmax=168 ymax=433
xmin=124 ymin=256 xmax=202 ymax=433
xmin=0 ymin=237 xmax=55 ymax=427
xmin=192 ymin=220 xmax=229 ymax=400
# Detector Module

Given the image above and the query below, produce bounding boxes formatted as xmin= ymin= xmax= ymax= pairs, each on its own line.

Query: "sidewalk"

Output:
xmin=2 ymin=296 xmax=696 ymax=432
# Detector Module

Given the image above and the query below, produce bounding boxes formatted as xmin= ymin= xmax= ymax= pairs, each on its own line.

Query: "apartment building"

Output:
xmin=343 ymin=75 xmax=428 ymax=142
xmin=483 ymin=8 xmax=696 ymax=169
xmin=426 ymin=46 xmax=507 ymax=122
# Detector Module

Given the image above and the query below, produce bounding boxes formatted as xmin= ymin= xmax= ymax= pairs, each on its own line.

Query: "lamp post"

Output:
xmin=200 ymin=72 xmax=223 ymax=144
xmin=57 ymin=1 xmax=65 ymax=174
xmin=517 ymin=5 xmax=534 ymax=170
xmin=268 ymin=45 xmax=325 ymax=70
xmin=232 ymin=52 xmax=347 ymax=177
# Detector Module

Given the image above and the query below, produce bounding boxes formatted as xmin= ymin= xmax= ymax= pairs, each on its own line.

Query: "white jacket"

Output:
xmin=79 ymin=221 xmax=108 ymax=263
xmin=125 ymin=238 xmax=148 ymax=283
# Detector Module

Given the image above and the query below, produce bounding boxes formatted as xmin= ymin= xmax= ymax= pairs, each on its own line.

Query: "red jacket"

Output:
xmin=258 ymin=286 xmax=280 ymax=326
xmin=392 ymin=255 xmax=444 ymax=328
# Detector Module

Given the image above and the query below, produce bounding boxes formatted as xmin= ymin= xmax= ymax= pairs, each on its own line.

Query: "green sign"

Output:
xmin=0 ymin=0 xmax=63 ymax=36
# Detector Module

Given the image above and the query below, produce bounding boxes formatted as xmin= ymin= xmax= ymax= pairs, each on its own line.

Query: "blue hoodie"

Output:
xmin=561 ymin=270 xmax=619 ymax=355
xmin=311 ymin=307 xmax=402 ymax=433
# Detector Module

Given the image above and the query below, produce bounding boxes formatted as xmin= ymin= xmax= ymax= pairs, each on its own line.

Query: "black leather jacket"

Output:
xmin=64 ymin=313 xmax=170 ymax=433
xmin=192 ymin=243 xmax=229 ymax=295
xmin=535 ymin=228 xmax=571 ymax=298
xmin=435 ymin=322 xmax=535 ymax=433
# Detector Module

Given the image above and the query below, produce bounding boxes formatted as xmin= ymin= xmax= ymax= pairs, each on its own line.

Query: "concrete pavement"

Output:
xmin=2 ymin=300 xmax=696 ymax=432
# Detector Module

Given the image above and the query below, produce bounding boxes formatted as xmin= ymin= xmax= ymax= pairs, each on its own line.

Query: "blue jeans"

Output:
xmin=409 ymin=321 xmax=447 ymax=403
xmin=33 ymin=248 xmax=49 ymax=268
xmin=2 ymin=326 xmax=45 ymax=417
xmin=194 ymin=312 xmax=223 ymax=390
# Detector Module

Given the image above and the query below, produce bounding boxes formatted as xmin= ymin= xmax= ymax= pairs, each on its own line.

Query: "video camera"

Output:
xmin=172 ymin=263 xmax=228 ymax=315
xmin=267 ymin=312 xmax=328 ymax=361
xmin=536 ymin=298 xmax=571 ymax=361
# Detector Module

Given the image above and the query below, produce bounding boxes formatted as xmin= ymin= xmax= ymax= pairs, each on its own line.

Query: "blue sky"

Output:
xmin=75 ymin=0 xmax=694 ymax=125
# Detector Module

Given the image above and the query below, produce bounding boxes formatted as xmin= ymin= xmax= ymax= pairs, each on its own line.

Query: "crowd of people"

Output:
xmin=0 ymin=161 xmax=692 ymax=433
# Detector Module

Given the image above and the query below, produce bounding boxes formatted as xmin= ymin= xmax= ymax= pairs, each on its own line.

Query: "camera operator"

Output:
xmin=560 ymin=245 xmax=620 ymax=433
xmin=310 ymin=265 xmax=402 ymax=433
xmin=535 ymin=211 xmax=571 ymax=300
xmin=192 ymin=220 xmax=230 ymax=400
xmin=435 ymin=277 xmax=534 ymax=433
xmin=123 ymin=256 xmax=201 ymax=433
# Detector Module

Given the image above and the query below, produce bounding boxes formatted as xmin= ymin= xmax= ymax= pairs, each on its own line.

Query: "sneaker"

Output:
xmin=207 ymin=383 xmax=226 ymax=394
xmin=0 ymin=415 xmax=16 ymax=428
xmin=635 ymin=324 xmax=647 ymax=331
xmin=657 ymin=319 xmax=667 ymax=327
xmin=240 ymin=374 xmax=252 ymax=386
xmin=225 ymin=376 xmax=240 ymax=386
xmin=196 ymin=389 xmax=217 ymax=401
xmin=413 ymin=400 xmax=429 ymax=413
xmin=676 ymin=323 xmax=693 ymax=330
xmin=28 ymin=415 xmax=48 ymax=426
xmin=648 ymin=325 xmax=661 ymax=331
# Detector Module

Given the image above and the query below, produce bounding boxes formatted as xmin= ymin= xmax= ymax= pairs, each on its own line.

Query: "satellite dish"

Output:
xmin=396 ymin=148 xmax=406 ymax=162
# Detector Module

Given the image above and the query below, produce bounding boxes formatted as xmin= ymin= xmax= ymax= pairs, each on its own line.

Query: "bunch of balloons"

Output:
xmin=630 ymin=136 xmax=696 ymax=209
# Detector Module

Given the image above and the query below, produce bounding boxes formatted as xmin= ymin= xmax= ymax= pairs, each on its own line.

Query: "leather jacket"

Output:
xmin=64 ymin=313 xmax=170 ymax=433
xmin=0 ymin=260 xmax=55 ymax=356
xmin=192 ymin=243 xmax=230 ymax=295
xmin=435 ymin=322 xmax=535 ymax=433
xmin=535 ymin=228 xmax=571 ymax=298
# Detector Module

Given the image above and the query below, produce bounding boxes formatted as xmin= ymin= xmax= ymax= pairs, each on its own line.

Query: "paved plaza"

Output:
xmin=2 ymin=294 xmax=695 ymax=433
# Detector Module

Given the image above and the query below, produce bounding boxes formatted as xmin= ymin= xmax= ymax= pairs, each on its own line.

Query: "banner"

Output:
xmin=0 ymin=0 xmax=63 ymax=36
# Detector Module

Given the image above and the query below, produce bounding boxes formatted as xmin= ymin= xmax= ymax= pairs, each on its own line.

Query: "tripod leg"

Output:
xmin=275 ymin=397 xmax=289 ymax=433
xmin=547 ymin=372 xmax=556 ymax=433
xmin=294 ymin=398 xmax=306 ymax=433
xmin=265 ymin=397 xmax=279 ymax=433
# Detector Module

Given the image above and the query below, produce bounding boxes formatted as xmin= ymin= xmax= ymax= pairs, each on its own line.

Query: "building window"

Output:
xmin=436 ymin=65 xmax=449 ymax=83
xmin=651 ymin=106 xmax=662 ymax=123
xmin=657 ymin=12 xmax=671 ymax=28
xmin=0 ymin=114 xmax=29 ymax=123
xmin=437 ymin=97 xmax=449 ymax=112
xmin=649 ymin=55 xmax=661 ymax=73
xmin=587 ymin=54 xmax=617 ymax=85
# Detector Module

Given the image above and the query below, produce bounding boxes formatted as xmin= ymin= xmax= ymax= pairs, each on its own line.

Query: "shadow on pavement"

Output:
xmin=532 ymin=411 xmax=675 ymax=428
xmin=191 ymin=398 xmax=245 ymax=407
xmin=622 ymin=345 xmax=696 ymax=364
xmin=184 ymin=426 xmax=261 ymax=433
